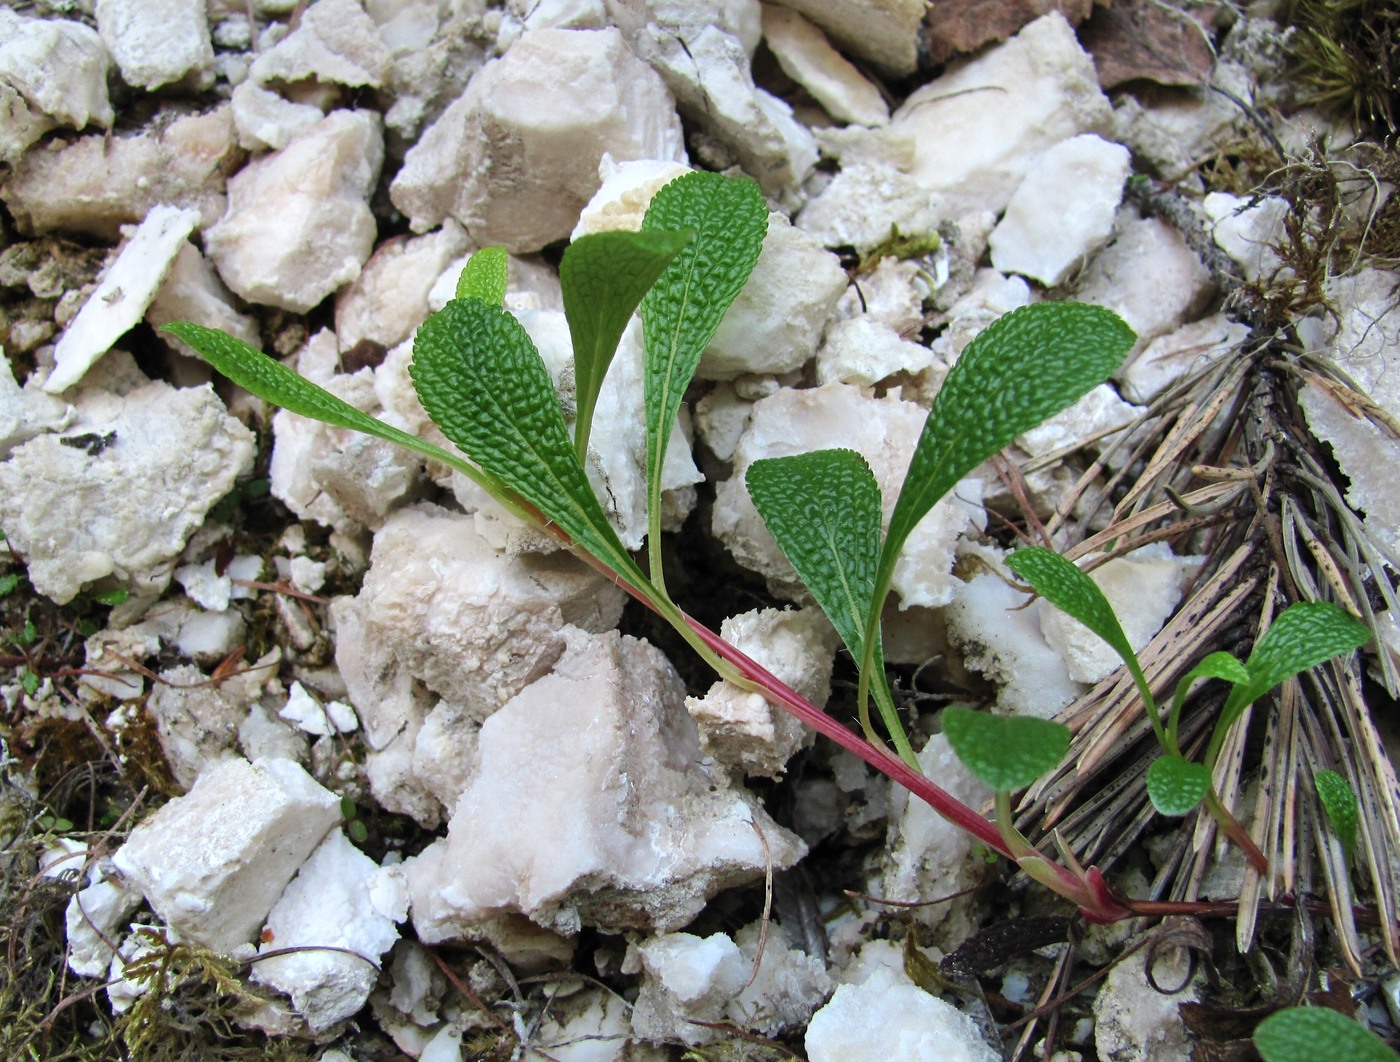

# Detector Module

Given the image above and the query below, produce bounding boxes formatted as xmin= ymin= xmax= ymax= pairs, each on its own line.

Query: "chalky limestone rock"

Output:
xmin=95 ymin=0 xmax=214 ymax=91
xmin=332 ymin=503 xmax=626 ymax=826
xmin=801 ymin=13 xmax=1112 ymax=248
xmin=1298 ymin=269 xmax=1400 ymax=560
xmin=249 ymin=0 xmax=393 ymax=90
xmin=0 ymin=9 xmax=113 ymax=164
xmin=761 ymin=5 xmax=889 ymax=127
xmin=605 ymin=0 xmax=816 ymax=200
xmin=391 ymin=27 xmax=684 ymax=249
xmin=111 ymin=757 xmax=341 ymax=953
xmin=0 ymin=368 xmax=255 ymax=604
xmin=805 ymin=941 xmax=998 ymax=1062
xmin=250 ymin=830 xmax=404 ymax=1032
xmin=404 ymin=627 xmax=805 ymax=939
xmin=989 ymin=134 xmax=1131 ymax=286
xmin=206 ymin=110 xmax=384 ymax=313
xmin=1094 ymin=947 xmax=1199 ymax=1061
xmin=630 ymin=924 xmax=831 ymax=1046
xmin=2 ymin=106 xmax=238 ymax=240
xmin=685 ymin=606 xmax=839 ymax=777
xmin=45 ymin=204 xmax=202 ymax=393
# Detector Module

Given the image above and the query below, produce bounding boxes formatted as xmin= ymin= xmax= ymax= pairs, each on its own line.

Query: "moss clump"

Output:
xmin=1283 ymin=0 xmax=1398 ymax=138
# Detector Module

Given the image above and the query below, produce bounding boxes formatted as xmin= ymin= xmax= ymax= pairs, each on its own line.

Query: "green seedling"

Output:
xmin=1254 ymin=1006 xmax=1400 ymax=1062
xmin=1315 ymin=767 xmax=1359 ymax=854
xmin=339 ymin=796 xmax=369 ymax=845
xmin=166 ymin=169 xmax=1271 ymax=925
xmin=1004 ymin=546 xmax=1370 ymax=870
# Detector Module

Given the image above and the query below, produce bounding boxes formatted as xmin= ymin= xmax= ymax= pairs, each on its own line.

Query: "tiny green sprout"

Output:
xmin=0 ymin=573 xmax=19 ymax=597
xmin=1254 ymin=1006 xmax=1399 ymax=1062
xmin=17 ymin=613 xmax=37 ymax=647
xmin=340 ymin=796 xmax=369 ymax=844
xmin=1314 ymin=768 xmax=1359 ymax=854
xmin=88 ymin=588 xmax=131 ymax=607
xmin=37 ymin=813 xmax=74 ymax=832
xmin=1007 ymin=544 xmax=1371 ymax=870
xmin=19 ymin=669 xmax=40 ymax=697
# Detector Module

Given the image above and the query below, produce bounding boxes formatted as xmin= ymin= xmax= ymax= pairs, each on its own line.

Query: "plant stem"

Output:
xmin=1204 ymin=788 xmax=1270 ymax=873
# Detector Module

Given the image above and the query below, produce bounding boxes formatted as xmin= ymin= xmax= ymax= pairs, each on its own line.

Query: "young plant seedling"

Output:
xmin=169 ymin=170 xmax=1176 ymax=924
xmin=1253 ymin=1006 xmax=1400 ymax=1062
xmin=1003 ymin=546 xmax=1370 ymax=870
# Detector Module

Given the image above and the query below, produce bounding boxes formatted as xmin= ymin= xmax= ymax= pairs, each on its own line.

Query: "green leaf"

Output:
xmin=882 ymin=303 xmax=1135 ymax=575
xmin=1254 ymin=1007 xmax=1399 ymax=1062
xmin=411 ymin=297 xmax=644 ymax=586
xmin=746 ymin=450 xmax=881 ymax=662
xmin=1167 ymin=650 xmax=1249 ymax=742
xmin=456 ymin=246 xmax=508 ymax=305
xmin=1222 ymin=603 xmax=1371 ymax=729
xmin=1146 ymin=755 xmax=1212 ymax=816
xmin=1314 ymin=768 xmax=1358 ymax=854
xmin=560 ymin=229 xmax=693 ymax=460
xmin=161 ymin=323 xmax=504 ymax=495
xmin=942 ymin=706 xmax=1070 ymax=792
xmin=1006 ymin=547 xmax=1137 ymax=665
xmin=641 ymin=172 xmax=766 ymax=562
xmin=89 ymin=588 xmax=130 ymax=607
xmin=0 ymin=573 xmax=18 ymax=597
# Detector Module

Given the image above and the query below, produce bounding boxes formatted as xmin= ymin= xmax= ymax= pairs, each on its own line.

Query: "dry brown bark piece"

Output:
xmin=1079 ymin=0 xmax=1218 ymax=89
xmin=923 ymin=0 xmax=1094 ymax=65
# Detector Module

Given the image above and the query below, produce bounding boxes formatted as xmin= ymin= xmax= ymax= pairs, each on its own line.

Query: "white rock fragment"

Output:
xmin=148 ymin=241 xmax=261 ymax=351
xmin=391 ymin=28 xmax=684 ymax=248
xmin=1077 ymin=216 xmax=1214 ymax=354
xmin=95 ymin=0 xmax=214 ymax=91
xmin=810 ymin=13 xmax=1111 ymax=234
xmin=0 ymin=352 xmax=73 ymax=459
xmin=989 ymin=134 xmax=1131 ymax=287
xmin=147 ymin=660 xmax=266 ymax=785
xmin=1018 ymin=383 xmax=1144 ymax=459
xmin=251 ymin=830 xmax=401 ymax=1031
xmin=280 ymin=680 xmax=358 ymax=736
xmin=332 ymin=503 xmax=625 ymax=826
xmin=335 ymin=221 xmax=471 ymax=353
xmin=230 ymin=81 xmax=324 ymax=152
xmin=694 ymin=383 xmax=752 ymax=462
xmin=882 ymin=735 xmax=993 ymax=937
xmin=175 ymin=559 xmax=234 ymax=611
xmin=206 ymin=110 xmax=384 ymax=313
xmin=1203 ymin=192 xmax=1288 ymax=282
xmin=798 ymin=161 xmax=946 ymax=253
xmin=699 ymin=214 xmax=848 ymax=380
xmin=0 ymin=376 xmax=255 ymax=604
xmin=44 ymin=205 xmax=202 ymax=394
xmin=1118 ymin=313 xmax=1251 ymax=405
xmin=714 ymin=383 xmax=984 ymax=608
xmin=770 ymin=0 xmax=924 ymax=73
xmin=3 ymin=106 xmax=237 ymax=240
xmin=686 ymin=607 xmax=839 ymax=777
xmin=806 ymin=956 xmax=998 ymax=1062
xmin=112 ymin=757 xmax=341 ymax=953
xmin=1093 ymin=945 xmax=1198 ymax=1061
xmin=946 ymin=554 xmax=1084 ymax=719
xmin=66 ymin=867 xmax=143 ymax=977
xmin=572 ymin=156 xmax=692 ymax=238
xmin=269 ymin=334 xmax=423 ymax=534
xmin=631 ymin=931 xmax=747 ymax=1046
xmin=250 ymin=0 xmax=393 ymax=89
xmin=609 ymin=0 xmax=816 ymax=200
xmin=761 ymin=6 xmax=889 ymax=126
xmin=524 ymin=987 xmax=633 ymax=1061
xmin=1040 ymin=543 xmax=1199 ymax=685
xmin=175 ymin=610 xmax=245 ymax=664
xmin=1112 ymin=61 xmax=1250 ymax=181
xmin=0 ymin=10 xmax=114 ymax=164
xmin=1298 ymin=273 xmax=1400 ymax=558
xmin=816 ymin=317 xmax=937 ymax=386
xmin=405 ymin=628 xmax=804 ymax=938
